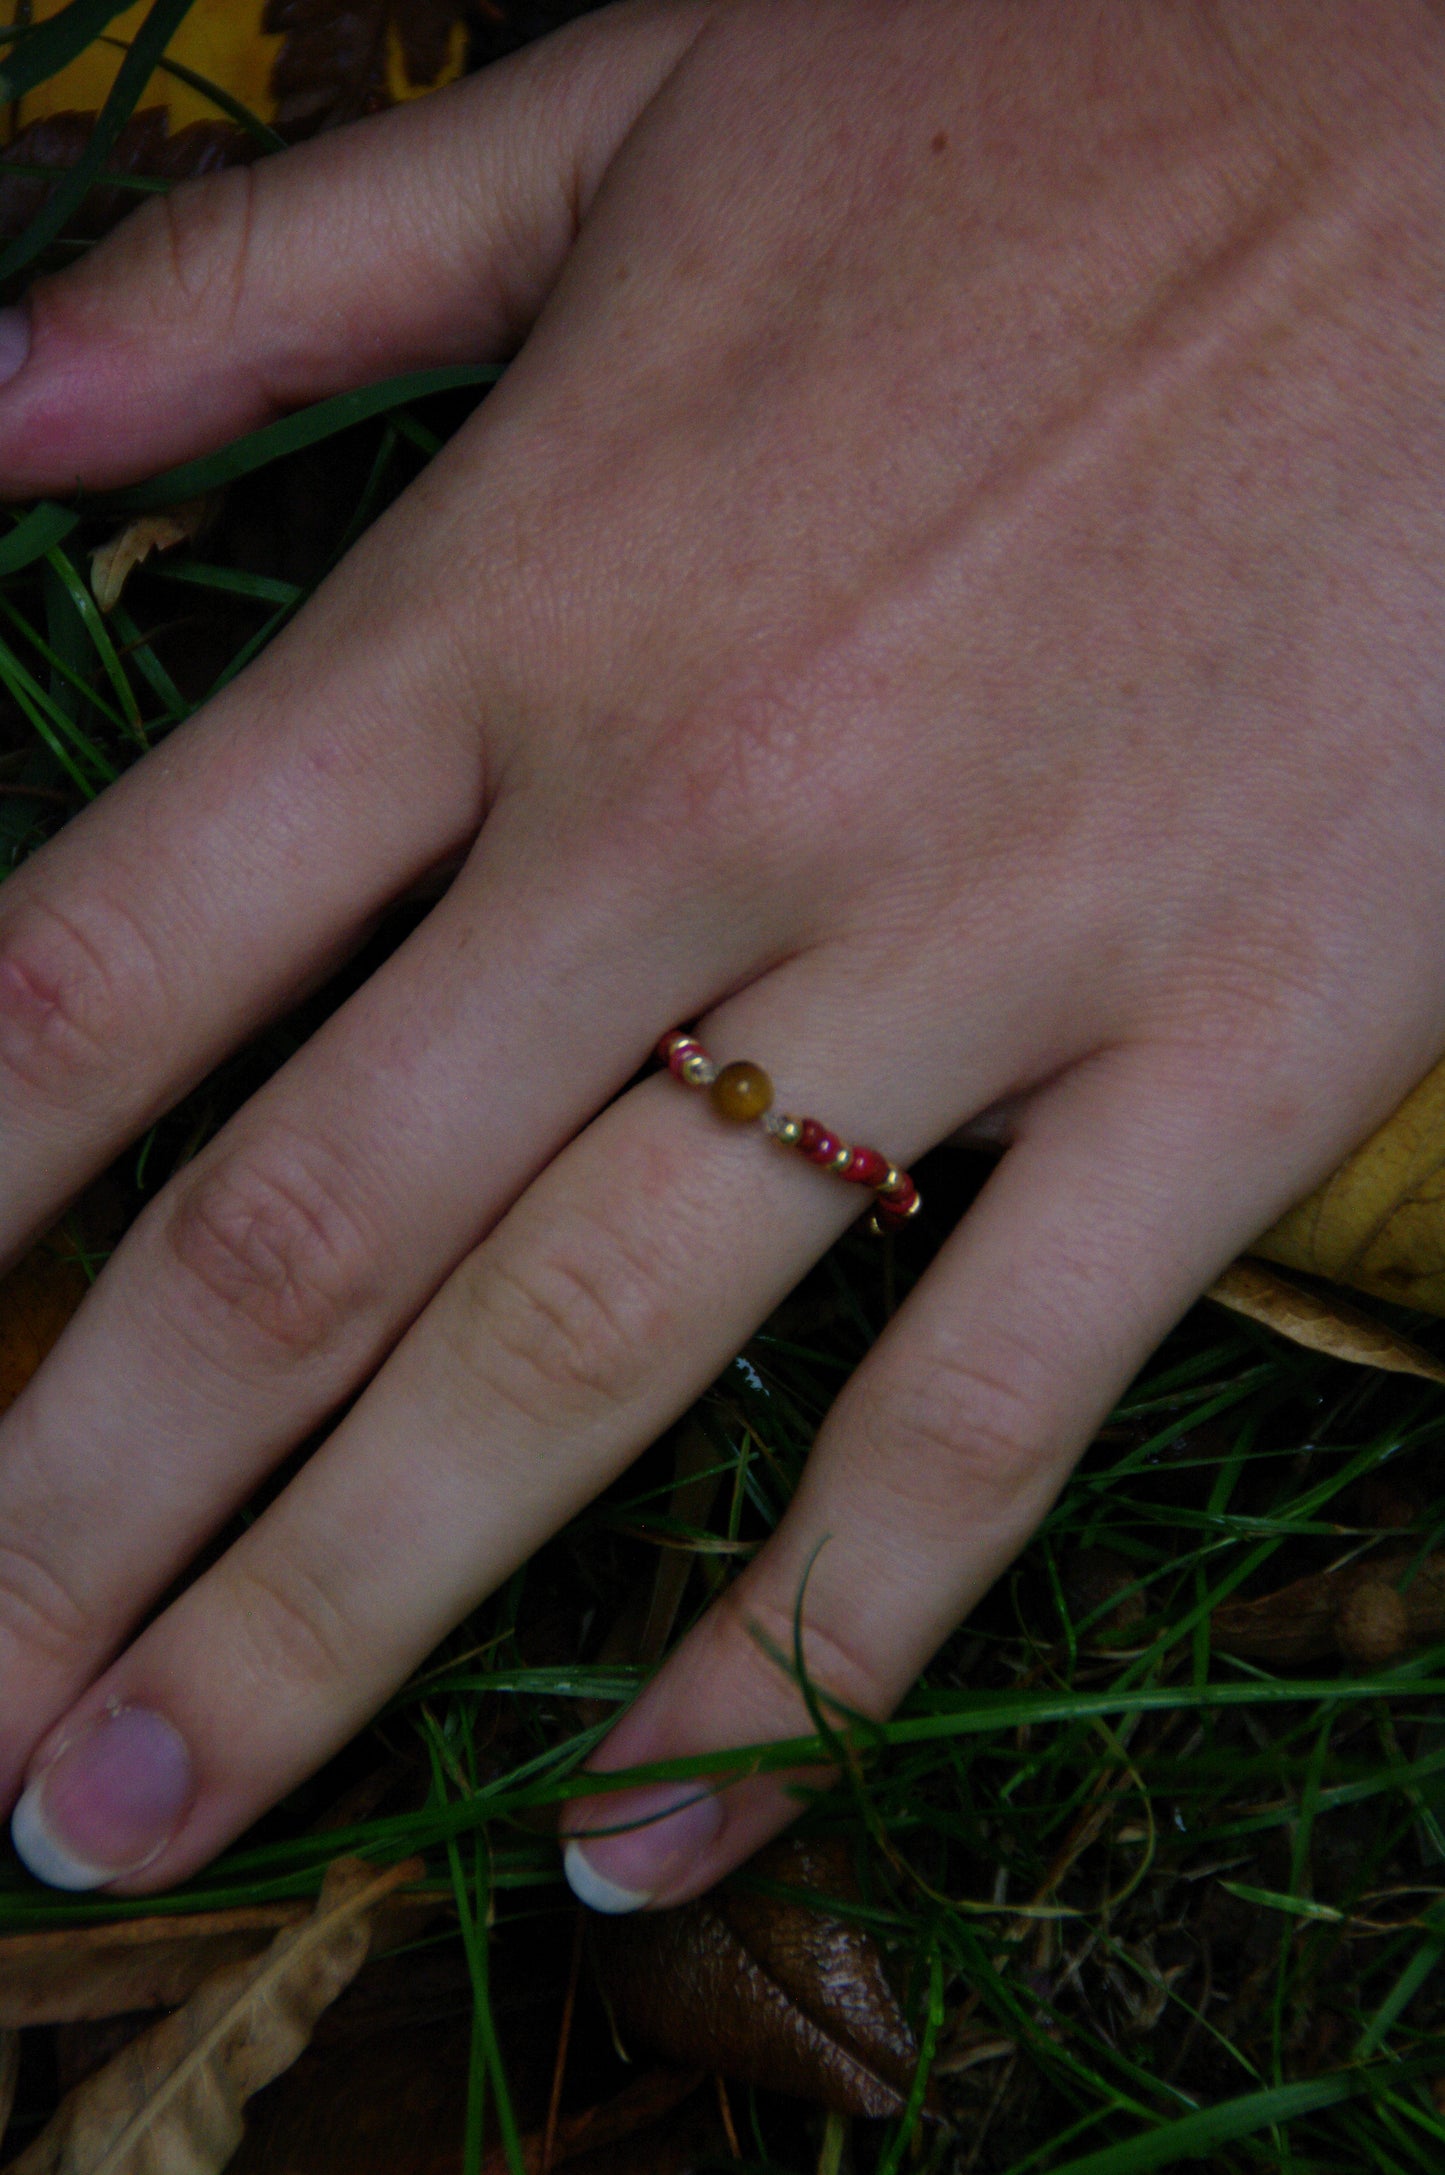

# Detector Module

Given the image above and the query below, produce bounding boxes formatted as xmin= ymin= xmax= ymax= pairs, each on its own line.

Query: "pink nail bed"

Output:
xmin=0 ymin=307 xmax=30 ymax=389
xmin=10 ymin=1706 xmax=195 ymax=1891
xmin=563 ymin=1782 xmax=723 ymax=1913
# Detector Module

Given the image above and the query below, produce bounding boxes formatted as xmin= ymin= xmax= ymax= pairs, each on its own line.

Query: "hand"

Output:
xmin=0 ymin=0 xmax=1440 ymax=1907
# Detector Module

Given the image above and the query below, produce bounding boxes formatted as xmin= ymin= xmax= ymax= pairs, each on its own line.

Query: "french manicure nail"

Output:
xmin=0 ymin=307 xmax=30 ymax=389
xmin=563 ymin=1783 xmax=723 ymax=1914
xmin=10 ymin=1706 xmax=195 ymax=1891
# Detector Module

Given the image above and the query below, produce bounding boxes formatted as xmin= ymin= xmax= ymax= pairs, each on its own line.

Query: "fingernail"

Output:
xmin=562 ymin=1783 xmax=723 ymax=1914
xmin=0 ymin=307 xmax=30 ymax=389
xmin=10 ymin=1706 xmax=195 ymax=1891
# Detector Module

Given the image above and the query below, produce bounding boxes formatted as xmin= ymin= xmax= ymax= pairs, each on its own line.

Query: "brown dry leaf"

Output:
xmin=0 ymin=1245 xmax=89 ymax=1417
xmin=1211 ymin=1549 xmax=1445 ymax=1666
xmin=265 ymin=0 xmax=471 ymax=134
xmin=0 ymin=1891 xmax=438 ymax=2028
xmin=91 ymin=502 xmax=213 ymax=614
xmin=0 ymin=110 xmax=254 ymax=245
xmin=6 ymin=1854 xmax=420 ymax=2175
xmin=55 ymin=1938 xmax=479 ymax=2175
xmin=1251 ymin=1053 xmax=1445 ymax=1318
xmin=478 ymin=2071 xmax=705 ymax=2175
xmin=1208 ymin=1261 xmax=1445 ymax=1383
xmin=591 ymin=1834 xmax=919 ymax=2119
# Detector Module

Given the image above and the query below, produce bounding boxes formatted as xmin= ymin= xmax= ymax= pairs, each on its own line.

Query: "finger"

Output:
xmin=0 ymin=813 xmax=744 ymax=1798
xmin=0 ymin=503 xmax=489 ymax=1255
xmin=3 ymin=960 xmax=1019 ymax=1890
xmin=0 ymin=0 xmax=708 ymax=492
xmin=558 ymin=1043 xmax=1337 ymax=1910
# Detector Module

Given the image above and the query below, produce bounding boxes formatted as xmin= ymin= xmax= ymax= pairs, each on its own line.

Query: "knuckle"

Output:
xmin=878 ymin=1338 xmax=1051 ymax=1512
xmin=453 ymin=1213 xmax=676 ymax=1428
xmin=137 ymin=161 xmax=258 ymax=324
xmin=0 ymin=894 xmax=163 ymax=1103
xmin=223 ymin=1555 xmax=356 ymax=1698
xmin=0 ymin=1531 xmax=93 ymax=1671
xmin=714 ymin=1581 xmax=892 ymax=1726
xmin=163 ymin=1138 xmax=379 ymax=1363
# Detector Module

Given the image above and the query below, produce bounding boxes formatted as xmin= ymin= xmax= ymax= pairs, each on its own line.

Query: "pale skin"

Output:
xmin=0 ymin=0 xmax=1440 ymax=1907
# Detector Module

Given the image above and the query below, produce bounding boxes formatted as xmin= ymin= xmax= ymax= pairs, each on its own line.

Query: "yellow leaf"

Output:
xmin=1 ymin=0 xmax=469 ymax=143
xmin=5 ymin=1855 xmax=421 ymax=2175
xmin=90 ymin=499 xmax=211 ymax=614
xmin=1251 ymin=1054 xmax=1445 ymax=1317
xmin=384 ymin=17 xmax=468 ymax=107
xmin=1208 ymin=1260 xmax=1445 ymax=1383
xmin=2 ymin=1 xmax=282 ymax=137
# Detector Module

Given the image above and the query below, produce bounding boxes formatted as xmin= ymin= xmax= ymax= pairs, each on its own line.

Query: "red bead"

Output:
xmin=662 ymin=1034 xmax=705 ymax=1080
xmin=804 ymin=1128 xmax=841 ymax=1167
xmin=798 ymin=1118 xmax=827 ymax=1155
xmin=876 ymin=1177 xmax=919 ymax=1226
xmin=844 ymin=1145 xmax=890 ymax=1187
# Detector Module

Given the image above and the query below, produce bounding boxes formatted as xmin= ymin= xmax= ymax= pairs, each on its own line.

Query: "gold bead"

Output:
xmin=765 ymin=1113 xmax=802 ymax=1147
xmin=878 ymin=1166 xmax=906 ymax=1196
xmin=829 ymin=1142 xmax=854 ymax=1173
xmin=710 ymin=1060 xmax=774 ymax=1122
xmin=680 ymin=1053 xmax=716 ymax=1088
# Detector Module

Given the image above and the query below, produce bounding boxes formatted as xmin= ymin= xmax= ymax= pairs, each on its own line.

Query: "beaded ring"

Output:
xmin=657 ymin=1029 xmax=921 ymax=1235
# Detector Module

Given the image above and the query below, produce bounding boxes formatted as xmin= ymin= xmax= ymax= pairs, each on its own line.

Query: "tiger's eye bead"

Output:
xmin=710 ymin=1060 xmax=774 ymax=1122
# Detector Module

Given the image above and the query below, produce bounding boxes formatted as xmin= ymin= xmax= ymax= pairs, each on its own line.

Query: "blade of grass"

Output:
xmin=44 ymin=540 xmax=146 ymax=740
xmin=0 ymin=503 xmax=78 ymax=577
xmin=1049 ymin=2065 xmax=1432 ymax=2175
xmin=155 ymin=562 xmax=303 ymax=608
xmin=96 ymin=32 xmax=287 ymax=149
xmin=0 ymin=0 xmax=201 ymax=284
xmin=107 ymin=365 xmax=502 ymax=510
xmin=0 ymin=0 xmax=144 ymax=100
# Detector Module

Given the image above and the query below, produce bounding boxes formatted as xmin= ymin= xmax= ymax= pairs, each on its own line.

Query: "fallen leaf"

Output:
xmin=0 ymin=1245 xmax=89 ymax=1417
xmin=0 ymin=110 xmax=254 ymax=245
xmin=1211 ymin=1550 xmax=1445 ymax=1666
xmin=0 ymin=1891 xmax=439 ymax=2028
xmin=478 ymin=2070 xmax=704 ymax=2175
xmin=226 ymin=2013 xmax=474 ymax=2175
xmin=1 ymin=0 xmax=470 ymax=241
xmin=56 ymin=1936 xmax=493 ymax=2174
xmin=1208 ymin=1261 xmax=1445 ymax=1382
xmin=91 ymin=502 xmax=213 ymax=614
xmin=1251 ymin=1054 xmax=1445 ymax=1318
xmin=1060 ymin=1548 xmax=1146 ymax=1643
xmin=2 ymin=2 xmax=283 ymax=137
xmin=591 ymin=1834 xmax=919 ymax=2119
xmin=5 ymin=1854 xmax=420 ymax=2175
xmin=265 ymin=0 xmax=471 ymax=134
xmin=1 ymin=0 xmax=469 ymax=139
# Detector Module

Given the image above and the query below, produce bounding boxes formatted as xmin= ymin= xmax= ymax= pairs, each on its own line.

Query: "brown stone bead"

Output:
xmin=710 ymin=1060 xmax=774 ymax=1122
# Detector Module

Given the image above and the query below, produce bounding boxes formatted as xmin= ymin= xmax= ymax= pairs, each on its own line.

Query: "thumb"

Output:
xmin=0 ymin=0 xmax=708 ymax=494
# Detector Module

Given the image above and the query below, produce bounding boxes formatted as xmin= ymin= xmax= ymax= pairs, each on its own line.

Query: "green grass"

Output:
xmin=2 ymin=5 xmax=1444 ymax=2169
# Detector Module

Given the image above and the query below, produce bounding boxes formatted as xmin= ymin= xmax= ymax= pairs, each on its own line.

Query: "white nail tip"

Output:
xmin=563 ymin=1838 xmax=650 ymax=1915
xmin=10 ymin=1782 xmax=114 ymax=1892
